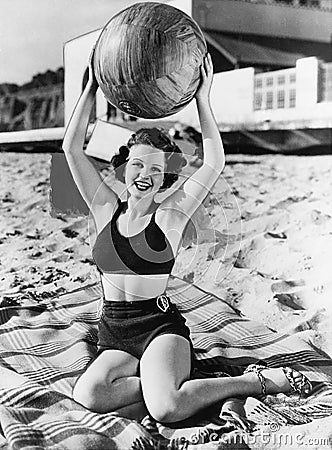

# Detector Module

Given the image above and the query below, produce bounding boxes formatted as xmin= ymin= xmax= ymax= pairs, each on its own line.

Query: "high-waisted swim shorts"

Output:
xmin=97 ymin=294 xmax=195 ymax=368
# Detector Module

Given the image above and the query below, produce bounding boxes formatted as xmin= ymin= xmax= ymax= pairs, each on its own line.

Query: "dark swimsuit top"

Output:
xmin=92 ymin=199 xmax=176 ymax=275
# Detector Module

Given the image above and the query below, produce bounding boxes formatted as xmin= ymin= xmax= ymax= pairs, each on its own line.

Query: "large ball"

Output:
xmin=94 ymin=2 xmax=207 ymax=119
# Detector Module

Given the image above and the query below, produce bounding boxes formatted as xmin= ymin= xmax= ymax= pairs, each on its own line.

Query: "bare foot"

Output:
xmin=220 ymin=397 xmax=255 ymax=432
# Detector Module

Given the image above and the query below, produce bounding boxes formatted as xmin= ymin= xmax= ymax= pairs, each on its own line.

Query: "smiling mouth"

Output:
xmin=134 ymin=180 xmax=153 ymax=191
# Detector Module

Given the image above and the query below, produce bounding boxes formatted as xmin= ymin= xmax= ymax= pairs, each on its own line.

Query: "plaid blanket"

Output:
xmin=1 ymin=276 xmax=332 ymax=449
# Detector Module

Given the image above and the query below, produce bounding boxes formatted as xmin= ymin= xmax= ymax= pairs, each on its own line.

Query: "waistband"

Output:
xmin=103 ymin=294 xmax=172 ymax=314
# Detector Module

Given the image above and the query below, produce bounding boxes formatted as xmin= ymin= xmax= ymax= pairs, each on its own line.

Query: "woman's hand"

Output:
xmin=195 ymin=53 xmax=213 ymax=105
xmin=88 ymin=45 xmax=99 ymax=90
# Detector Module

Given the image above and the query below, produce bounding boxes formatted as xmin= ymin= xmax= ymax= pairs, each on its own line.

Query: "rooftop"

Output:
xmin=206 ymin=32 xmax=305 ymax=68
xmin=226 ymin=0 xmax=332 ymax=12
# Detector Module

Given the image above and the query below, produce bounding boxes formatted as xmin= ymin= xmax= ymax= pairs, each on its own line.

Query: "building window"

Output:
xmin=254 ymin=93 xmax=263 ymax=110
xmin=290 ymin=73 xmax=296 ymax=83
xmin=266 ymin=77 xmax=274 ymax=87
xmin=255 ymin=78 xmax=263 ymax=89
xmin=299 ymin=0 xmax=320 ymax=6
xmin=289 ymin=89 xmax=296 ymax=108
xmin=266 ymin=91 xmax=274 ymax=109
xmin=277 ymin=91 xmax=285 ymax=109
xmin=278 ymin=75 xmax=285 ymax=85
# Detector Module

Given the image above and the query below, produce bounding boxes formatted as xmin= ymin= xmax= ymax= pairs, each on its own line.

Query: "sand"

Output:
xmin=0 ymin=153 xmax=332 ymax=356
xmin=1 ymin=151 xmax=332 ymax=358
xmin=1 ymin=149 xmax=332 ymax=449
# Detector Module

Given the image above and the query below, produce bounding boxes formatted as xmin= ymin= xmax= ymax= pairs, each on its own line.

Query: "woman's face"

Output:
xmin=125 ymin=144 xmax=166 ymax=199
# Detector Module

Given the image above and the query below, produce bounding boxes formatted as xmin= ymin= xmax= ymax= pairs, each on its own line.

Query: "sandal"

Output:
xmin=244 ymin=363 xmax=312 ymax=397
xmin=282 ymin=366 xmax=312 ymax=396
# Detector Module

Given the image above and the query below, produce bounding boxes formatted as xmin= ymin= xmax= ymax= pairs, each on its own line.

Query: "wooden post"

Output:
xmin=50 ymin=153 xmax=89 ymax=217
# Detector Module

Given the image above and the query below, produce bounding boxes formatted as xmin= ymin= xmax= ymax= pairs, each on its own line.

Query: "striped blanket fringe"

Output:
xmin=0 ymin=276 xmax=332 ymax=449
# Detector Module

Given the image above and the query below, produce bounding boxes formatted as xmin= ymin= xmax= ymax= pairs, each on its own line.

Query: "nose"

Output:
xmin=140 ymin=166 xmax=151 ymax=179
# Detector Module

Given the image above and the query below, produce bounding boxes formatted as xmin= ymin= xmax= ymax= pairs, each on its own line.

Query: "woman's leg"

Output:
xmin=140 ymin=334 xmax=308 ymax=423
xmin=73 ymin=349 xmax=147 ymax=419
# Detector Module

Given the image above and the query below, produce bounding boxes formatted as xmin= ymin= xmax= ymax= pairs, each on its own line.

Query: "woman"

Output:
xmin=63 ymin=52 xmax=311 ymax=423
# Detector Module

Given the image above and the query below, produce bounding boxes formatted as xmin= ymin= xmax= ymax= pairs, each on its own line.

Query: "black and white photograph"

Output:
xmin=0 ymin=0 xmax=332 ymax=448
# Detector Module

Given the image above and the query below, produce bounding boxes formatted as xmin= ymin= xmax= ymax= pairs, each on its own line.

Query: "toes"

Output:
xmin=303 ymin=379 xmax=312 ymax=394
xmin=285 ymin=368 xmax=312 ymax=395
xmin=292 ymin=371 xmax=303 ymax=382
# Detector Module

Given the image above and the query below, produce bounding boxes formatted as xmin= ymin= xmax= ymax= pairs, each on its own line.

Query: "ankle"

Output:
xmin=242 ymin=371 xmax=265 ymax=396
xmin=243 ymin=364 xmax=268 ymax=395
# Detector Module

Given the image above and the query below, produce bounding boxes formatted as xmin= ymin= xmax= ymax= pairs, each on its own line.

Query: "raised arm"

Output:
xmin=161 ymin=54 xmax=225 ymax=220
xmin=62 ymin=50 xmax=117 ymax=215
xmin=195 ymin=54 xmax=225 ymax=171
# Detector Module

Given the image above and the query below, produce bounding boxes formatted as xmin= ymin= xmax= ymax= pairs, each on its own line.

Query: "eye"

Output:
xmin=151 ymin=167 xmax=161 ymax=172
xmin=132 ymin=162 xmax=143 ymax=167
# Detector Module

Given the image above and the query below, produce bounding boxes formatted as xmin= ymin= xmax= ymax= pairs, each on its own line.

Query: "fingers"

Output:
xmin=205 ymin=52 xmax=213 ymax=70
xmin=200 ymin=59 xmax=207 ymax=79
xmin=204 ymin=53 xmax=213 ymax=71
xmin=206 ymin=53 xmax=214 ymax=77
xmin=200 ymin=53 xmax=213 ymax=79
xmin=196 ymin=53 xmax=213 ymax=101
xmin=89 ymin=45 xmax=96 ymax=66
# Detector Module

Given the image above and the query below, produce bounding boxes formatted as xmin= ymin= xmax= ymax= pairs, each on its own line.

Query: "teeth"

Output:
xmin=134 ymin=181 xmax=151 ymax=190
xmin=135 ymin=181 xmax=151 ymax=188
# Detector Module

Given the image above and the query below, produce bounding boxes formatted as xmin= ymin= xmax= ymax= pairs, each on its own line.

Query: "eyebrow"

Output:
xmin=131 ymin=158 xmax=163 ymax=167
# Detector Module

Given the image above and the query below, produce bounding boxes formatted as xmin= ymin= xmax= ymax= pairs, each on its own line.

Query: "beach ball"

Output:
xmin=94 ymin=2 xmax=207 ymax=119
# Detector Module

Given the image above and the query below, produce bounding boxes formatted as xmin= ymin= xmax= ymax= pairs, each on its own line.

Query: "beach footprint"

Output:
xmin=272 ymin=277 xmax=331 ymax=311
xmin=280 ymin=309 xmax=326 ymax=335
xmin=271 ymin=279 xmax=306 ymax=293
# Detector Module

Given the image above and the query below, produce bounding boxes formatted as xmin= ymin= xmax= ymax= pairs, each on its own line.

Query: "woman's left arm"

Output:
xmin=194 ymin=53 xmax=225 ymax=172
xmin=161 ymin=54 xmax=225 ymax=219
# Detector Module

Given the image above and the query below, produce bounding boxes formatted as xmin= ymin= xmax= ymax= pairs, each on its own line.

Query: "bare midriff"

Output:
xmin=101 ymin=273 xmax=170 ymax=302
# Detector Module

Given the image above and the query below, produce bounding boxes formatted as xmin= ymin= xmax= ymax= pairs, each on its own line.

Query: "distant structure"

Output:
xmin=64 ymin=0 xmax=332 ymax=131
xmin=56 ymin=0 xmax=332 ymax=217
xmin=1 ymin=0 xmax=330 ymax=220
xmin=1 ymin=0 xmax=330 ymax=133
xmin=193 ymin=0 xmax=332 ymax=72
xmin=1 ymin=0 xmax=330 ymax=152
xmin=0 ymin=69 xmax=64 ymax=132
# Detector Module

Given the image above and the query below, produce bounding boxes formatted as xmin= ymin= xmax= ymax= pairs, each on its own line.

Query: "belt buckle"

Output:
xmin=156 ymin=294 xmax=170 ymax=313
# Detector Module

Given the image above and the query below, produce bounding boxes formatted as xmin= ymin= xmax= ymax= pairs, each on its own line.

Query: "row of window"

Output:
xmin=262 ymin=0 xmax=323 ymax=9
xmin=254 ymin=89 xmax=296 ymax=110
xmin=254 ymin=73 xmax=296 ymax=89
xmin=320 ymin=66 xmax=332 ymax=101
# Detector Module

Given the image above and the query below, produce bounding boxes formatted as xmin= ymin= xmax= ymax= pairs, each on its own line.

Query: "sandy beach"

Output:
xmin=1 ymin=149 xmax=332 ymax=361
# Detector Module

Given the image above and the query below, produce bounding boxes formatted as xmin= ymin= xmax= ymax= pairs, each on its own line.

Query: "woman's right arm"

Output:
xmin=62 ymin=53 xmax=117 ymax=213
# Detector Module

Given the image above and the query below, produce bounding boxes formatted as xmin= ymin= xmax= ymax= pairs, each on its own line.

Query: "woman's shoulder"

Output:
xmin=154 ymin=199 xmax=187 ymax=229
xmin=154 ymin=202 xmax=187 ymax=256
xmin=92 ymin=197 xmax=121 ymax=233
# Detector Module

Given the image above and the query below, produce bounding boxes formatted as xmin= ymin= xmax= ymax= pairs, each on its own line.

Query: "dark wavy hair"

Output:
xmin=110 ymin=128 xmax=187 ymax=191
